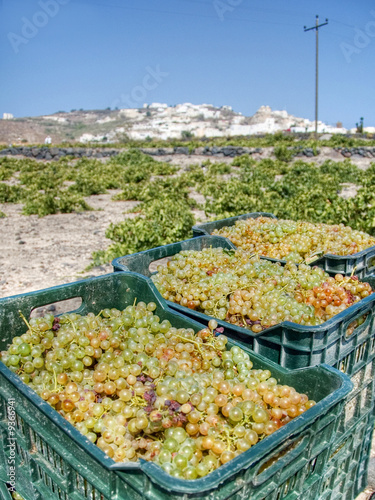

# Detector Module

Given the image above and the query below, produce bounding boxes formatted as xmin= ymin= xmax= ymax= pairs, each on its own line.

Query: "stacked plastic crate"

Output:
xmin=191 ymin=213 xmax=375 ymax=499
xmin=112 ymin=216 xmax=375 ymax=499
xmin=0 ymin=273 xmax=352 ymax=500
xmin=1 ymin=211 xmax=375 ymax=499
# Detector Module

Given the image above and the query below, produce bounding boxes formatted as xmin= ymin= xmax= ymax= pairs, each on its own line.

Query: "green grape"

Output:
xmin=229 ymin=407 xmax=243 ymax=422
xmin=158 ymin=449 xmax=172 ymax=464
xmin=18 ymin=343 xmax=31 ymax=356
xmin=173 ymin=454 xmax=188 ymax=470
xmin=0 ymin=304 xmax=316 ymax=480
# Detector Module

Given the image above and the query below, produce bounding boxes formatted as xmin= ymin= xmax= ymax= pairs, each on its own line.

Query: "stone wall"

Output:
xmin=1 ymin=146 xmax=375 ymax=160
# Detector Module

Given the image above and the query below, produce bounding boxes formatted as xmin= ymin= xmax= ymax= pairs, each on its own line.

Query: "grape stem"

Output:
xmin=129 ymin=395 xmax=148 ymax=408
xmin=18 ymin=310 xmax=37 ymax=334
xmin=95 ymin=309 xmax=104 ymax=319
xmin=66 ymin=316 xmax=77 ymax=332
xmin=174 ymin=334 xmax=205 ymax=356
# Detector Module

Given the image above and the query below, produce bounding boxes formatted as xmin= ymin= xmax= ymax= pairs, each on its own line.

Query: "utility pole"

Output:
xmin=304 ymin=15 xmax=328 ymax=140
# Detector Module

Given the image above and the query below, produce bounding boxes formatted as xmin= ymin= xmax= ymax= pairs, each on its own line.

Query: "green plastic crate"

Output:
xmin=112 ymin=237 xmax=375 ymax=370
xmin=192 ymin=213 xmax=375 ymax=279
xmin=0 ymin=272 xmax=352 ymax=500
xmin=334 ymin=350 xmax=375 ymax=435
xmin=0 ymin=482 xmax=12 ymax=500
xmin=112 ymin=235 xmax=235 ymax=278
xmin=112 ymin=239 xmax=375 ymax=438
xmin=318 ymin=409 xmax=375 ymax=499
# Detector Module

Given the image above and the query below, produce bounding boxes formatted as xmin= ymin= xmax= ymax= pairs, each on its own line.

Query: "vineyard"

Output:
xmin=2 ymin=130 xmax=374 ymax=151
xmin=1 ymin=147 xmax=375 ymax=296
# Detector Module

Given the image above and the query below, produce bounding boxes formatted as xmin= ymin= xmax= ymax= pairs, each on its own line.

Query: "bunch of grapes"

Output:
xmin=1 ymin=305 xmax=315 ymax=480
xmin=213 ymin=217 xmax=375 ymax=262
xmin=152 ymin=248 xmax=373 ymax=332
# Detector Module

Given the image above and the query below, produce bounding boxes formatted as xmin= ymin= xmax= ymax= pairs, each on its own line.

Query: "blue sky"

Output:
xmin=0 ymin=0 xmax=374 ymax=128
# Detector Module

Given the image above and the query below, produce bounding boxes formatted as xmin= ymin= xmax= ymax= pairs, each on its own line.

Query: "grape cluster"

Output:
xmin=213 ymin=217 xmax=375 ymax=262
xmin=152 ymin=248 xmax=373 ymax=332
xmin=1 ymin=305 xmax=315 ymax=480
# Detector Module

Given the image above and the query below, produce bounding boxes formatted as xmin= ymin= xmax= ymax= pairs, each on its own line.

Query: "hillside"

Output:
xmin=0 ymin=103 xmax=349 ymax=145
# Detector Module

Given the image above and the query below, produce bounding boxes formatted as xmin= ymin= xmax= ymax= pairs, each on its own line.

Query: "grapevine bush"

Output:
xmin=0 ymin=150 xmax=175 ymax=216
xmin=92 ymin=197 xmax=195 ymax=265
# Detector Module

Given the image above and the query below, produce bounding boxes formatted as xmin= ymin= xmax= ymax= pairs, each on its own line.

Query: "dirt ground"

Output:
xmin=0 ymin=152 xmax=375 ymax=499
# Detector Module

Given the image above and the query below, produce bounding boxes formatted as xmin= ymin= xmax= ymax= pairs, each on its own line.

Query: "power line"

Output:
xmin=304 ymin=15 xmax=329 ymax=139
xmin=324 ymin=31 xmax=354 ymax=43
xmin=179 ymin=0 xmax=315 ymax=20
xmin=330 ymin=18 xmax=355 ymax=29
xmin=69 ymin=0 xmax=302 ymax=27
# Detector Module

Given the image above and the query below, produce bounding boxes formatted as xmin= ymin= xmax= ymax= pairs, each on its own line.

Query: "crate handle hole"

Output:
xmin=345 ymin=312 xmax=369 ymax=339
xmin=30 ymin=297 xmax=83 ymax=318
xmin=255 ymin=436 xmax=306 ymax=480
xmin=367 ymin=256 xmax=375 ymax=272
xmin=148 ymin=257 xmax=172 ymax=275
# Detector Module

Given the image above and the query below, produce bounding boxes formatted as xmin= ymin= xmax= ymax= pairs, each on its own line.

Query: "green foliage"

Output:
xmin=91 ymin=150 xmax=178 ymax=190
xmin=182 ymin=165 xmax=206 ymax=185
xmin=204 ymin=161 xmax=232 ymax=176
xmin=273 ymin=145 xmax=296 ymax=163
xmin=0 ymin=157 xmax=21 ymax=180
xmin=2 ymin=148 xmax=375 ymax=266
xmin=67 ymin=158 xmax=112 ymax=195
xmin=327 ymin=134 xmax=355 ymax=148
xmin=238 ymin=157 xmax=289 ymax=183
xmin=181 ymin=130 xmax=194 ymax=140
xmin=19 ymin=164 xmax=66 ymax=191
xmin=200 ymin=158 xmax=375 ymax=236
xmin=319 ymin=159 xmax=362 ymax=184
xmin=339 ymin=186 xmax=375 ymax=234
xmin=113 ymin=176 xmax=197 ymax=208
xmin=150 ymin=162 xmax=177 ymax=176
xmin=0 ymin=184 xmax=25 ymax=203
xmin=93 ymin=198 xmax=195 ymax=264
xmin=356 ymin=117 xmax=364 ymax=134
xmin=0 ymin=149 xmax=176 ymax=216
xmin=22 ymin=190 xmax=92 ymax=217
xmin=232 ymin=155 xmax=256 ymax=168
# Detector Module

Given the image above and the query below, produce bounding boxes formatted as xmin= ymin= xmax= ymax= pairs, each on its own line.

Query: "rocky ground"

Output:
xmin=0 ymin=152 xmax=374 ymax=498
xmin=0 ymin=193 xmax=140 ymax=299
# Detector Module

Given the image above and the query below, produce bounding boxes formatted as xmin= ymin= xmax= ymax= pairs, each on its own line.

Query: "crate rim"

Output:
xmin=0 ymin=271 xmax=167 ymax=308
